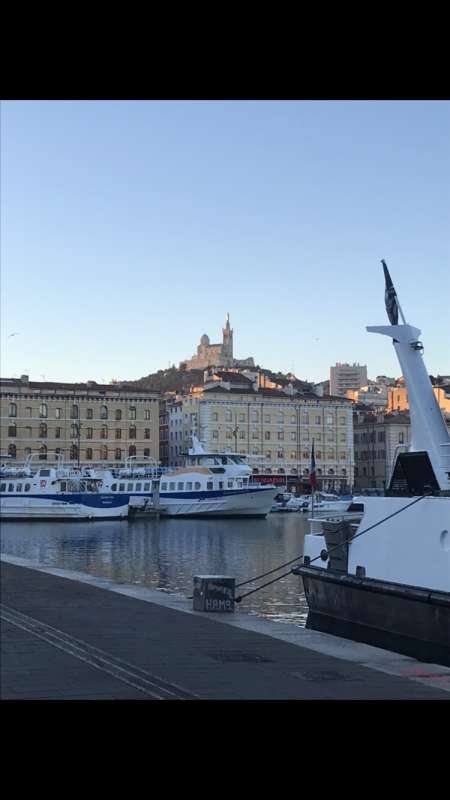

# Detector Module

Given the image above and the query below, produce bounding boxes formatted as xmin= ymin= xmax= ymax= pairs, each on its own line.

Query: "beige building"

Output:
xmin=330 ymin=363 xmax=368 ymax=397
xmin=168 ymin=377 xmax=354 ymax=491
xmin=1 ymin=376 xmax=160 ymax=465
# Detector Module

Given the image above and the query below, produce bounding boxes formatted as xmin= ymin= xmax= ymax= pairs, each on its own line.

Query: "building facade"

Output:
xmin=387 ymin=383 xmax=450 ymax=414
xmin=353 ymin=411 xmax=411 ymax=491
xmin=330 ymin=363 xmax=368 ymax=397
xmin=167 ymin=382 xmax=354 ymax=492
xmin=1 ymin=377 xmax=160 ymax=465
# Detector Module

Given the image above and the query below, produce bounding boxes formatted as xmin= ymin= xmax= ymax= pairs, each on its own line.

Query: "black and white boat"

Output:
xmin=294 ymin=262 xmax=450 ymax=666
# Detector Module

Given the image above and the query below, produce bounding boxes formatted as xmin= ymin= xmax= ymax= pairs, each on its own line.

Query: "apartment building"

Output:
xmin=1 ymin=376 xmax=160 ymax=465
xmin=330 ymin=363 xmax=368 ymax=397
xmin=353 ymin=411 xmax=411 ymax=491
xmin=168 ymin=375 xmax=354 ymax=491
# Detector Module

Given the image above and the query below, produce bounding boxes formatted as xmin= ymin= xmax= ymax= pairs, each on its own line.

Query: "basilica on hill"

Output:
xmin=180 ymin=314 xmax=255 ymax=371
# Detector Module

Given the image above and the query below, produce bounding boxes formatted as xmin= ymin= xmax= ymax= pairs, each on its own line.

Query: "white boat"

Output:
xmin=158 ymin=437 xmax=278 ymax=517
xmin=84 ymin=456 xmax=163 ymax=513
xmin=299 ymin=492 xmax=352 ymax=513
xmin=0 ymin=454 xmax=129 ymax=520
xmin=295 ymin=262 xmax=450 ymax=666
xmin=271 ymin=492 xmax=309 ymax=512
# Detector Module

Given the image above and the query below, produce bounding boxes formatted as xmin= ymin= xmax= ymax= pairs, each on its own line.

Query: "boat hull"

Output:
xmin=159 ymin=486 xmax=278 ymax=518
xmin=0 ymin=494 xmax=129 ymax=520
xmin=297 ymin=565 xmax=450 ymax=667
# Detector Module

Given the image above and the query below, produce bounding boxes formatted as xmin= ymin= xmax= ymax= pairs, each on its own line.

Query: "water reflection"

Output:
xmin=0 ymin=514 xmax=310 ymax=626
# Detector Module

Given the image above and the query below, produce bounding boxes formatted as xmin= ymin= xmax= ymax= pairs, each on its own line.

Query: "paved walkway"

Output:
xmin=1 ymin=560 xmax=449 ymax=700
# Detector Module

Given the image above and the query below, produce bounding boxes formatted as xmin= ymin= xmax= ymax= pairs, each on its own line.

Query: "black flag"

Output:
xmin=382 ymin=259 xmax=399 ymax=325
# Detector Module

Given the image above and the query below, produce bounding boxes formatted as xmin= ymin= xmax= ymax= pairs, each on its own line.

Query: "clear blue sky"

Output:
xmin=1 ymin=100 xmax=449 ymax=385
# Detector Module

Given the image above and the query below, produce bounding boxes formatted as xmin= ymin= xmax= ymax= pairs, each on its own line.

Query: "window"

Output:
xmin=194 ymin=482 xmax=201 ymax=490
xmin=277 ymin=413 xmax=284 ymax=423
xmin=144 ymin=428 xmax=150 ymax=439
xmin=227 ymin=480 xmax=233 ymax=488
xmin=8 ymin=424 xmax=16 ymax=437
xmin=101 ymin=425 xmax=108 ymax=439
xmin=264 ymin=414 xmax=271 ymax=423
xmin=144 ymin=482 xmax=150 ymax=491
xmin=144 ymin=409 xmax=151 ymax=420
xmin=127 ymin=483 xmax=134 ymax=491
xmin=38 ymin=445 xmax=47 ymax=460
xmin=100 ymin=405 xmax=108 ymax=420
xmin=71 ymin=404 xmax=79 ymax=419
xmin=291 ymin=415 xmax=296 ymax=424
xmin=225 ymin=410 xmax=232 ymax=421
xmin=55 ymin=427 xmax=61 ymax=438
xmin=315 ymin=416 xmax=321 ymax=425
xmin=252 ymin=430 xmax=259 ymax=439
xmin=239 ymin=430 xmax=245 ymax=439
xmin=111 ymin=484 xmax=117 ymax=492
xmin=207 ymin=481 xmax=213 ymax=490
xmin=129 ymin=445 xmax=136 ymax=456
xmin=115 ymin=448 xmax=122 ymax=460
xmin=136 ymin=483 xmax=142 ymax=491
xmin=86 ymin=427 xmax=93 ymax=439
xmin=161 ymin=483 xmax=167 ymax=491
xmin=25 ymin=483 xmax=31 ymax=491
xmin=277 ymin=450 xmax=284 ymax=459
xmin=290 ymin=451 xmax=297 ymax=459
xmin=239 ymin=414 xmax=245 ymax=423
xmin=303 ymin=414 xmax=309 ymax=424
xmin=264 ymin=431 xmax=271 ymax=440
xmin=251 ymin=411 xmax=259 ymax=422
xmin=225 ymin=430 xmax=232 ymax=440
xmin=129 ymin=407 xmax=136 ymax=420
xmin=169 ymin=482 xmax=175 ymax=491
xmin=39 ymin=403 xmax=48 ymax=418
xmin=177 ymin=482 xmax=184 ymax=491
xmin=8 ymin=483 xmax=14 ymax=491
xmin=114 ymin=409 xmax=122 ymax=421
xmin=71 ymin=423 xmax=79 ymax=438
xmin=8 ymin=444 xmax=17 ymax=458
xmin=265 ymin=451 xmax=271 ymax=459
xmin=119 ymin=483 xmax=126 ymax=491
xmin=86 ymin=408 xmax=93 ymax=419
xmin=326 ymin=415 xmax=333 ymax=425
xmin=399 ymin=432 xmax=404 ymax=444
xmin=129 ymin=425 xmax=136 ymax=439
xmin=86 ymin=448 xmax=93 ymax=460
xmin=115 ymin=428 xmax=122 ymax=439
xmin=186 ymin=482 xmax=193 ymax=491
xmin=219 ymin=481 xmax=224 ymax=489
xmin=277 ymin=431 xmax=284 ymax=440
xmin=70 ymin=445 xmax=79 ymax=461
xmin=144 ymin=448 xmax=150 ymax=457
xmin=212 ymin=412 xmax=219 ymax=421
xmin=100 ymin=446 xmax=108 ymax=460
xmin=39 ymin=423 xmax=48 ymax=438
xmin=9 ymin=403 xmax=17 ymax=417
xmin=290 ymin=432 xmax=296 ymax=441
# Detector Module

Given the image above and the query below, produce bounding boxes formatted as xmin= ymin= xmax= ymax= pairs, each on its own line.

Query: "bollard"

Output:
xmin=193 ymin=575 xmax=235 ymax=612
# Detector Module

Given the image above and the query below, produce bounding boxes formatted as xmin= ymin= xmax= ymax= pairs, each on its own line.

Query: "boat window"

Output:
xmin=8 ymin=483 xmax=14 ymax=492
xmin=186 ymin=481 xmax=193 ymax=491
xmin=194 ymin=482 xmax=201 ymax=490
xmin=0 ymin=483 xmax=6 ymax=492
xmin=207 ymin=481 xmax=213 ymax=490
xmin=237 ymin=480 xmax=243 ymax=488
xmin=177 ymin=482 xmax=184 ymax=491
xmin=152 ymin=481 xmax=159 ymax=490
xmin=127 ymin=483 xmax=134 ymax=491
xmin=16 ymin=483 xmax=23 ymax=492
xmin=169 ymin=482 xmax=175 ymax=491
xmin=25 ymin=483 xmax=30 ymax=492
xmin=111 ymin=483 xmax=117 ymax=492
xmin=136 ymin=482 xmax=142 ymax=491
xmin=228 ymin=480 xmax=233 ymax=488
xmin=40 ymin=469 xmax=51 ymax=477
xmin=219 ymin=481 xmax=224 ymax=489
xmin=161 ymin=483 xmax=167 ymax=491
xmin=143 ymin=482 xmax=150 ymax=491
xmin=119 ymin=483 xmax=125 ymax=492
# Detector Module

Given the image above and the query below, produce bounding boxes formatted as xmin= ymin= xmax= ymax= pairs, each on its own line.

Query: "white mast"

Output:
xmin=367 ymin=262 xmax=450 ymax=490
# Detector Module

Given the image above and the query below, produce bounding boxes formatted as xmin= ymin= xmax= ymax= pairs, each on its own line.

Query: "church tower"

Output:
xmin=222 ymin=313 xmax=233 ymax=365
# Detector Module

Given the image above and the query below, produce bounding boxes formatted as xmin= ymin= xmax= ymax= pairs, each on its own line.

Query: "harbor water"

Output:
xmin=0 ymin=514 xmax=310 ymax=626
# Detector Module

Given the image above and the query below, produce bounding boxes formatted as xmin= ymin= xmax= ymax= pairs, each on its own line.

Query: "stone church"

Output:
xmin=180 ymin=314 xmax=255 ymax=371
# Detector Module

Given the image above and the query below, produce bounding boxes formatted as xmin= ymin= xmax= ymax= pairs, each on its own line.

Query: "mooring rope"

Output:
xmin=234 ymin=493 xmax=427 ymax=603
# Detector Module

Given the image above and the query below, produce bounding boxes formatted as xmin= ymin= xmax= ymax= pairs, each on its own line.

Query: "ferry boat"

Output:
xmin=0 ymin=455 xmax=129 ymax=520
xmin=84 ymin=456 xmax=163 ymax=513
xmin=299 ymin=492 xmax=353 ymax=513
xmin=158 ymin=438 xmax=278 ymax=517
xmin=294 ymin=262 xmax=450 ymax=666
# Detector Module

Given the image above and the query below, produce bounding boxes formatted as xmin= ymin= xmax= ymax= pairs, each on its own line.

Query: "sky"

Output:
xmin=1 ymin=100 xmax=449 ymax=385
